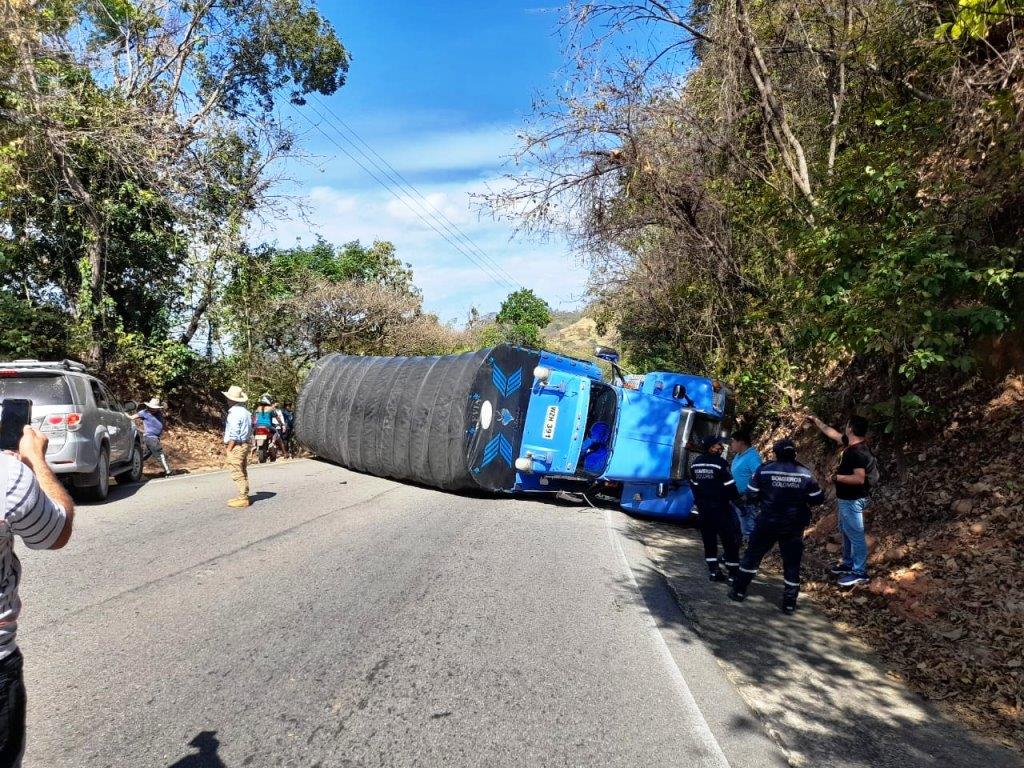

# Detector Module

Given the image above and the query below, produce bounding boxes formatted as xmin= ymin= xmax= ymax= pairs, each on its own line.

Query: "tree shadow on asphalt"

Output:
xmin=615 ymin=517 xmax=1024 ymax=768
xmin=166 ymin=730 xmax=227 ymax=768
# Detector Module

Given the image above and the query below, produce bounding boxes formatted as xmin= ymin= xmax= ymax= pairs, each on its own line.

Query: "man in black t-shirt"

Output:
xmin=807 ymin=413 xmax=875 ymax=587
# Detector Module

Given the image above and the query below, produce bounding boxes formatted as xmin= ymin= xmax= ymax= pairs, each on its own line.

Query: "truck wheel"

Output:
xmin=76 ymin=448 xmax=110 ymax=502
xmin=115 ymin=441 xmax=144 ymax=484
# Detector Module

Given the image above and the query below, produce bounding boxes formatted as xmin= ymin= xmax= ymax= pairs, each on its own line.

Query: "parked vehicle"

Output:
xmin=0 ymin=359 xmax=143 ymax=501
xmin=253 ymin=425 xmax=277 ymax=464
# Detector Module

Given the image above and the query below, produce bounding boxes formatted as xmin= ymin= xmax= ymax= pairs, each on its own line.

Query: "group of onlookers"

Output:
xmin=128 ymin=388 xmax=295 ymax=507
xmin=688 ymin=414 xmax=877 ymax=614
xmin=0 ymin=384 xmax=298 ymax=763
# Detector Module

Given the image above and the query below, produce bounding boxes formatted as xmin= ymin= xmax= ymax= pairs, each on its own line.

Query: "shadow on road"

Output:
xmin=619 ymin=518 xmax=1024 ymax=768
xmin=250 ymin=491 xmax=277 ymax=504
xmin=167 ymin=731 xmax=227 ymax=768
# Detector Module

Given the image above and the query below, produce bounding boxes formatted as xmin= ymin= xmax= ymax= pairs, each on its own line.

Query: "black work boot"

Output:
xmin=781 ymin=584 xmax=800 ymax=614
xmin=727 ymin=565 xmax=740 ymax=583
xmin=729 ymin=570 xmax=754 ymax=601
xmin=708 ymin=565 xmax=728 ymax=583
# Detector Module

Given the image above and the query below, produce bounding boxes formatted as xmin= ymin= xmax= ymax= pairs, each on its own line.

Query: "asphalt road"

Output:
xmin=17 ymin=459 xmax=784 ymax=768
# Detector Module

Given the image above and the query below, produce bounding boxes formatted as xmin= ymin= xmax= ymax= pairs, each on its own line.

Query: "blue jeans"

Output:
xmin=838 ymin=497 xmax=869 ymax=575
xmin=732 ymin=501 xmax=758 ymax=538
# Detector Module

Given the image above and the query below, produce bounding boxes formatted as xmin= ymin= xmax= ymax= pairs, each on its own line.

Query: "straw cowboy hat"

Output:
xmin=144 ymin=398 xmax=164 ymax=410
xmin=222 ymin=385 xmax=249 ymax=403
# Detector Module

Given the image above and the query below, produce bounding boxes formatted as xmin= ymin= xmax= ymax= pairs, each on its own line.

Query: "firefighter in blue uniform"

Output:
xmin=729 ymin=438 xmax=825 ymax=614
xmin=688 ymin=434 xmax=742 ymax=582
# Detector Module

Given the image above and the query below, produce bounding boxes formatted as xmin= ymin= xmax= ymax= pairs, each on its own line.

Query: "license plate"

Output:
xmin=542 ymin=405 xmax=558 ymax=440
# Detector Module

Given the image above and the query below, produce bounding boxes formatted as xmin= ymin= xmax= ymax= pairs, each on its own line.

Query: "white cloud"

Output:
xmin=254 ymin=121 xmax=590 ymax=323
xmin=257 ymin=175 xmax=588 ymax=323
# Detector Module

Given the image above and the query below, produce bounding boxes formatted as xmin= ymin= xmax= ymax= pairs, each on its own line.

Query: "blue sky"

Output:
xmin=260 ymin=1 xmax=590 ymax=325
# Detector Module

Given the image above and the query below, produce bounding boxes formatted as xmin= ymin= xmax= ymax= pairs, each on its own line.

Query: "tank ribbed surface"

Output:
xmin=296 ymin=349 xmax=490 ymax=491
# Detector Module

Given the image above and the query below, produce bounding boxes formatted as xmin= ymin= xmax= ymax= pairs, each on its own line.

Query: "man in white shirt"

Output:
xmin=1 ymin=426 xmax=74 ymax=765
xmin=222 ymin=386 xmax=253 ymax=508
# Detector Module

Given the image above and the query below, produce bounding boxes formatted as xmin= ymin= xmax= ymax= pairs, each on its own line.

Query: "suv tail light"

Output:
xmin=65 ymin=413 xmax=82 ymax=431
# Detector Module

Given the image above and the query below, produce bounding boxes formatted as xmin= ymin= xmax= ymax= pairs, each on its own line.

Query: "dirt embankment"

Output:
xmin=762 ymin=375 xmax=1024 ymax=751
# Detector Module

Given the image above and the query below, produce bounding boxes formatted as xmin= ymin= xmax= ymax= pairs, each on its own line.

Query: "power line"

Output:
xmin=302 ymin=99 xmax=520 ymax=292
xmin=310 ymin=95 xmax=524 ymax=290
xmin=293 ymin=103 xmax=519 ymax=294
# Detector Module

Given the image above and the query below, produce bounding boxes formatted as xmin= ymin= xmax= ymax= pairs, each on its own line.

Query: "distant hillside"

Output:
xmin=541 ymin=310 xmax=619 ymax=361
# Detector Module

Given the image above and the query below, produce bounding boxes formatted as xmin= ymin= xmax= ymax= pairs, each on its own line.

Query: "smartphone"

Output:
xmin=0 ymin=399 xmax=33 ymax=451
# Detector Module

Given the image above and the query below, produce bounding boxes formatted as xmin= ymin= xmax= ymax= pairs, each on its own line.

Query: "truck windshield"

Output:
xmin=686 ymin=412 xmax=722 ymax=451
xmin=576 ymin=382 xmax=617 ymax=477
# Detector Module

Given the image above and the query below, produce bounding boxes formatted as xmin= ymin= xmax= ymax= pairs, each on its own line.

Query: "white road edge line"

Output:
xmin=604 ymin=507 xmax=733 ymax=768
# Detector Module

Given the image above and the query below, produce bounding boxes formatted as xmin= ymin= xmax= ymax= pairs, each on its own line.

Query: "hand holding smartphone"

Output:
xmin=1 ymin=399 xmax=33 ymax=452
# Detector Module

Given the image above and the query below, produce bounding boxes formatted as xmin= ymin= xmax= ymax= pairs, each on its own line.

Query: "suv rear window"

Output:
xmin=0 ymin=374 xmax=73 ymax=406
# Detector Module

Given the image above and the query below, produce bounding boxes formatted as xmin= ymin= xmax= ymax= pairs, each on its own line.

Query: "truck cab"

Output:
xmin=472 ymin=345 xmax=730 ymax=522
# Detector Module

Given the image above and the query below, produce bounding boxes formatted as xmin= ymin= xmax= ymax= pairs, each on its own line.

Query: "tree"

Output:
xmin=222 ymin=239 xmax=465 ymax=397
xmin=1 ymin=0 xmax=349 ymax=361
xmin=488 ymin=289 xmax=553 ymax=347
xmin=492 ymin=0 xmax=1023 ymax=423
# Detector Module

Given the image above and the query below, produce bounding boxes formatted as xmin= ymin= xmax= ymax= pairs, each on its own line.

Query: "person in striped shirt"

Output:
xmin=0 ymin=426 xmax=74 ymax=766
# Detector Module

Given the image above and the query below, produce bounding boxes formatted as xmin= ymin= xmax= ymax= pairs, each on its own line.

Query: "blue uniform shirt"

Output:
xmin=730 ymin=446 xmax=762 ymax=494
xmin=747 ymin=460 xmax=825 ymax=529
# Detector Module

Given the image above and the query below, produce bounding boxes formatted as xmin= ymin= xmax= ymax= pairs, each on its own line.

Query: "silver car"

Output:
xmin=0 ymin=359 xmax=144 ymax=501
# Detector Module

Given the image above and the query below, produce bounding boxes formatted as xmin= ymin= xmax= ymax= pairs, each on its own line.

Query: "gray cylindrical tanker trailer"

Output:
xmin=295 ymin=346 xmax=541 ymax=492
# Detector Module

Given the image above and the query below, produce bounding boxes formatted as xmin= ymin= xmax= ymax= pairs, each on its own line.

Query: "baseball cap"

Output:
xmin=701 ymin=434 xmax=727 ymax=450
xmin=773 ymin=438 xmax=797 ymax=459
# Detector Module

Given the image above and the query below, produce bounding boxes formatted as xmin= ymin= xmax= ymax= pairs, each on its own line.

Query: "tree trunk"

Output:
xmin=735 ymin=0 xmax=815 ymax=209
xmin=890 ymin=354 xmax=906 ymax=475
xmin=83 ymin=211 xmax=107 ymax=366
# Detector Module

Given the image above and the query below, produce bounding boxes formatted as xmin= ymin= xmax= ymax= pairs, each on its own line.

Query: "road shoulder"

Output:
xmin=628 ymin=517 xmax=1024 ymax=768
xmin=605 ymin=510 xmax=789 ymax=768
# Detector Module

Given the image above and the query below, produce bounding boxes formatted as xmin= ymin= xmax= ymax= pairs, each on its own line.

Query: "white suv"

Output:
xmin=0 ymin=359 xmax=143 ymax=501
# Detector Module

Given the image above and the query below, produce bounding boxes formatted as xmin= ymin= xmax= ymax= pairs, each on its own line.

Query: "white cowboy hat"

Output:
xmin=222 ymin=385 xmax=249 ymax=403
xmin=144 ymin=398 xmax=164 ymax=410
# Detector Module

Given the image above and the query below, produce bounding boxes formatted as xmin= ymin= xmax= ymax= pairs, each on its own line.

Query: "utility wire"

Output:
xmin=310 ymin=95 xmax=524 ymax=290
xmin=304 ymin=99 xmax=520 ymax=292
xmin=294 ymin=103 xmax=519 ymax=293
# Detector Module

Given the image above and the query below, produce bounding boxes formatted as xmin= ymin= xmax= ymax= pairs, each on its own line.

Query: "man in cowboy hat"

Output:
xmin=132 ymin=398 xmax=172 ymax=476
xmin=222 ymin=385 xmax=253 ymax=508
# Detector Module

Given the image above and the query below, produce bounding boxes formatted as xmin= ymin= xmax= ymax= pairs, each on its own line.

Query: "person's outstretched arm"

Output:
xmin=806 ymin=415 xmax=844 ymax=444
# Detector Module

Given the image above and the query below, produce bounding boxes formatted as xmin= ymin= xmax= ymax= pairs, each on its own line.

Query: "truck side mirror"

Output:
xmin=672 ymin=385 xmax=694 ymax=407
xmin=594 ymin=346 xmax=621 ymax=364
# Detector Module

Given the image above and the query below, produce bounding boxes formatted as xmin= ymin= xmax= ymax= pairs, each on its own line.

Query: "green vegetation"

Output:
xmin=222 ymin=239 xmax=462 ymax=398
xmin=496 ymin=0 xmax=1024 ymax=438
xmin=0 ymin=0 xmax=464 ymax=403
xmin=479 ymin=288 xmax=553 ymax=347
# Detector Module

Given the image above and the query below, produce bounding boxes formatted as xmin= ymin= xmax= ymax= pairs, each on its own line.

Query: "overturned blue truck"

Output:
xmin=295 ymin=344 xmax=732 ymax=521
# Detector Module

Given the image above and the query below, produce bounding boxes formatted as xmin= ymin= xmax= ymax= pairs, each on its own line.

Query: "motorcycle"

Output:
xmin=253 ymin=426 xmax=278 ymax=464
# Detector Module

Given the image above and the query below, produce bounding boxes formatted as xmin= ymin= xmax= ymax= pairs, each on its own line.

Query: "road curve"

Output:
xmin=17 ymin=459 xmax=782 ymax=768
